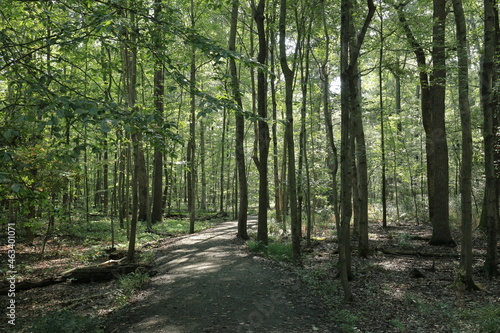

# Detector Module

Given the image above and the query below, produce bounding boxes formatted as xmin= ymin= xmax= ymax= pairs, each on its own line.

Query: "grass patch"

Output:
xmin=247 ymin=239 xmax=293 ymax=262
xmin=332 ymin=309 xmax=361 ymax=333
xmin=30 ymin=310 xmax=103 ymax=333
xmin=115 ymin=270 xmax=151 ymax=307
xmin=457 ymin=303 xmax=500 ymax=333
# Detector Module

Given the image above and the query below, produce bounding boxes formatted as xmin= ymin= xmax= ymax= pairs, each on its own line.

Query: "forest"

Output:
xmin=1 ymin=0 xmax=499 ymax=332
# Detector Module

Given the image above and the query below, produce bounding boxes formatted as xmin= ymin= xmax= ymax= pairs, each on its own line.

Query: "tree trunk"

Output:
xmin=253 ymin=0 xmax=270 ymax=245
xmin=379 ymin=13 xmax=387 ymax=228
xmin=200 ymin=118 xmax=207 ymax=211
xmin=451 ymin=0 xmax=478 ymax=290
xmin=229 ymin=0 xmax=248 ymax=240
xmin=352 ymin=66 xmax=369 ymax=257
xmin=121 ymin=2 xmax=139 ymax=261
xmin=188 ymin=0 xmax=197 ymax=234
xmin=297 ymin=18 xmax=313 ymax=247
xmin=103 ymin=136 xmax=109 ymax=215
xmin=320 ymin=1 xmax=340 ymax=226
xmin=428 ymin=0 xmax=454 ymax=246
xmin=394 ymin=3 xmax=454 ymax=245
xmin=339 ymin=0 xmax=353 ymax=302
xmin=151 ymin=2 xmax=164 ymax=225
xmin=339 ymin=0 xmax=375 ymax=302
xmin=481 ymin=0 xmax=499 ymax=278
xmin=218 ymin=109 xmax=226 ymax=213
xmin=279 ymin=0 xmax=300 ymax=262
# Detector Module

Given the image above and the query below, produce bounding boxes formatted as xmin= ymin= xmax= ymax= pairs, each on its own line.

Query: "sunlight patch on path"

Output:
xmin=106 ymin=218 xmax=338 ymax=333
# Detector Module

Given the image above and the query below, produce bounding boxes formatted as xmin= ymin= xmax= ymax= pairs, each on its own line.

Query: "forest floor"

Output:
xmin=1 ymin=216 xmax=499 ymax=332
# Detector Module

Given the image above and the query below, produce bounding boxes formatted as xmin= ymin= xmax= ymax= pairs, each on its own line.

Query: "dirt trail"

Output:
xmin=105 ymin=217 xmax=340 ymax=333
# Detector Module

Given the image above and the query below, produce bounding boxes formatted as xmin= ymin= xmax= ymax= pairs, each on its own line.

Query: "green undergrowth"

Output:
xmin=457 ymin=303 xmax=500 ymax=333
xmin=247 ymin=238 xmax=293 ymax=263
xmin=29 ymin=310 xmax=103 ymax=333
xmin=53 ymin=217 xmax=218 ymax=264
xmin=298 ymin=265 xmax=363 ymax=332
xmin=4 ymin=211 xmax=224 ymax=278
xmin=115 ymin=270 xmax=152 ymax=307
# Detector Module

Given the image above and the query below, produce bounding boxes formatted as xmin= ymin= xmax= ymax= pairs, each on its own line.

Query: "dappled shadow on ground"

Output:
xmin=303 ymin=222 xmax=500 ymax=333
xmin=104 ymin=219 xmax=339 ymax=333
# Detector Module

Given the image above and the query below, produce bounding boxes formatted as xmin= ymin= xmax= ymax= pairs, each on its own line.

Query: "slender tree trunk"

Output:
xmin=481 ymin=0 xmax=499 ymax=278
xmin=151 ymin=2 xmax=165 ymax=224
xmin=279 ymin=0 xmax=300 ymax=262
xmin=451 ymin=0 xmax=478 ymax=290
xmin=320 ymin=1 xmax=340 ymax=226
xmin=103 ymin=136 xmax=109 ymax=215
xmin=229 ymin=0 xmax=248 ymax=239
xmin=84 ymin=128 xmax=90 ymax=225
xmin=200 ymin=119 xmax=207 ymax=211
xmin=253 ymin=0 xmax=270 ymax=245
xmin=379 ymin=12 xmax=387 ymax=228
xmin=118 ymin=132 xmax=126 ymax=229
xmin=188 ymin=0 xmax=197 ymax=234
xmin=340 ymin=0 xmax=375 ymax=302
xmin=121 ymin=3 xmax=139 ymax=261
xmin=340 ymin=0 xmax=354 ymax=302
xmin=269 ymin=25 xmax=283 ymax=228
xmin=219 ymin=108 xmax=227 ymax=213
xmin=298 ymin=20 xmax=313 ymax=247
xmin=351 ymin=62 xmax=369 ymax=257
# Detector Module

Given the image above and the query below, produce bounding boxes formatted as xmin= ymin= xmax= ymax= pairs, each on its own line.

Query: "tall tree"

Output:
xmin=428 ymin=0 xmax=454 ymax=246
xmin=252 ymin=0 xmax=270 ymax=245
xmin=279 ymin=0 xmax=300 ymax=261
xmin=229 ymin=0 xmax=249 ymax=240
xmin=151 ymin=1 xmax=165 ymax=224
xmin=481 ymin=0 xmax=499 ymax=278
xmin=451 ymin=0 xmax=478 ymax=290
xmin=122 ymin=3 xmax=139 ymax=261
xmin=378 ymin=8 xmax=388 ymax=228
xmin=394 ymin=1 xmax=455 ymax=246
xmin=339 ymin=0 xmax=375 ymax=301
xmin=187 ymin=0 xmax=197 ymax=234
xmin=319 ymin=0 xmax=341 ymax=227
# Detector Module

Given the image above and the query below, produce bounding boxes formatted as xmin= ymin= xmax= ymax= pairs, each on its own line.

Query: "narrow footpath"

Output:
xmin=105 ymin=218 xmax=340 ymax=333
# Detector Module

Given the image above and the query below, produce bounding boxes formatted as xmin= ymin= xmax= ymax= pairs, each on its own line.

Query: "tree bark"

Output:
xmin=188 ymin=0 xmax=197 ymax=234
xmin=229 ymin=0 xmax=248 ymax=240
xmin=451 ymin=0 xmax=478 ymax=290
xmin=253 ymin=0 xmax=270 ymax=245
xmin=120 ymin=2 xmax=139 ymax=261
xmin=280 ymin=0 xmax=300 ymax=262
xmin=428 ymin=0 xmax=454 ymax=246
xmin=151 ymin=1 xmax=165 ymax=225
xmin=481 ymin=0 xmax=499 ymax=278
xmin=320 ymin=1 xmax=340 ymax=226
xmin=340 ymin=0 xmax=375 ymax=302
xmin=394 ymin=3 xmax=454 ymax=245
xmin=379 ymin=12 xmax=387 ymax=228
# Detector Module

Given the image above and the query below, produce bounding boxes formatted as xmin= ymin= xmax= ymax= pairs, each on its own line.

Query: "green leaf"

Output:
xmin=100 ymin=120 xmax=111 ymax=133
xmin=11 ymin=183 xmax=22 ymax=193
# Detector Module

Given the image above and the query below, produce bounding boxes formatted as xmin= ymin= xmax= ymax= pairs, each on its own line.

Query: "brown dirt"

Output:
xmin=104 ymin=218 xmax=340 ymax=332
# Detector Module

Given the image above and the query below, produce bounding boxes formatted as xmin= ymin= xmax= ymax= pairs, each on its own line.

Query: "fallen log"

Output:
xmin=61 ymin=262 xmax=151 ymax=283
xmin=199 ymin=211 xmax=229 ymax=221
xmin=0 ymin=262 xmax=152 ymax=293
xmin=378 ymin=248 xmax=461 ymax=259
